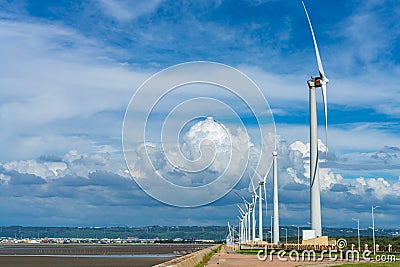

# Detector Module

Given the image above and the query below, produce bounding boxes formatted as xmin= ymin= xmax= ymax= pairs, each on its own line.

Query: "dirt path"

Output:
xmin=205 ymin=245 xmax=344 ymax=267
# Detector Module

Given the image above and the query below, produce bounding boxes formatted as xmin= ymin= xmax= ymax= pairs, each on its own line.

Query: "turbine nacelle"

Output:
xmin=315 ymin=77 xmax=328 ymax=86
xmin=308 ymin=76 xmax=328 ymax=87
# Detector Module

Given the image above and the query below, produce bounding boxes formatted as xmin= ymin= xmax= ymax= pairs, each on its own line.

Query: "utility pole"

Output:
xmin=292 ymin=225 xmax=300 ymax=244
xmin=270 ymin=216 xmax=273 ymax=244
xmin=352 ymin=218 xmax=360 ymax=251
xmin=282 ymin=228 xmax=288 ymax=245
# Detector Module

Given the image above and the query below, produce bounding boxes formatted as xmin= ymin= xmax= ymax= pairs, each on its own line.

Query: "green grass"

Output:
xmin=237 ymin=249 xmax=260 ymax=255
xmin=194 ymin=245 xmax=221 ymax=267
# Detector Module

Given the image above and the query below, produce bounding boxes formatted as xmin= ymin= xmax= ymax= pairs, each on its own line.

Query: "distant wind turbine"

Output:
xmin=272 ymin=151 xmax=280 ymax=244
xmin=249 ymin=174 xmax=259 ymax=242
xmin=253 ymin=169 xmax=267 ymax=241
xmin=235 ymin=192 xmax=251 ymax=243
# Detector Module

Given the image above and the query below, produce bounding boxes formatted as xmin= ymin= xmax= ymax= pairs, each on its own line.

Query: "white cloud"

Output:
xmin=3 ymin=160 xmax=54 ymax=179
xmin=284 ymin=139 xmax=342 ymax=190
xmin=0 ymin=174 xmax=11 ymax=185
xmin=100 ymin=0 xmax=163 ymax=21
xmin=129 ymin=118 xmax=254 ymax=187
xmin=1 ymin=150 xmax=128 ymax=181
xmin=0 ymin=133 xmax=399 ymax=226
xmin=277 ymin=123 xmax=400 ymax=153
xmin=350 ymin=177 xmax=400 ymax=200
xmin=0 ymin=18 xmax=152 ymax=160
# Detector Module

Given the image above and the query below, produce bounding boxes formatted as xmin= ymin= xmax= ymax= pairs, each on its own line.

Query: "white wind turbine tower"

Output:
xmin=251 ymin=194 xmax=257 ymax=242
xmin=226 ymin=222 xmax=233 ymax=246
xmin=235 ymin=192 xmax=253 ymax=243
xmin=249 ymin=198 xmax=256 ymax=243
xmin=237 ymin=201 xmax=251 ymax=242
xmin=253 ymin=170 xmax=267 ymax=242
xmin=255 ymin=151 xmax=280 ymax=244
xmin=237 ymin=215 xmax=243 ymax=245
xmin=237 ymin=205 xmax=246 ymax=241
xmin=302 ymin=1 xmax=330 ymax=238
xmin=240 ymin=218 xmax=243 ymax=245
xmin=249 ymin=175 xmax=259 ymax=242
xmin=272 ymin=151 xmax=280 ymax=244
xmin=245 ymin=201 xmax=251 ymax=242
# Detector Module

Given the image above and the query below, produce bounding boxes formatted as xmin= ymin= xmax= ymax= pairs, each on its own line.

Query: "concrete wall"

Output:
xmin=302 ymin=236 xmax=329 ymax=246
xmin=153 ymin=244 xmax=220 ymax=267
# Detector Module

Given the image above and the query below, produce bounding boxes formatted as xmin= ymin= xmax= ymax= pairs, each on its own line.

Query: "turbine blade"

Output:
xmin=249 ymin=174 xmax=257 ymax=195
xmin=252 ymin=167 xmax=263 ymax=183
xmin=322 ymin=83 xmax=328 ymax=160
xmin=302 ymin=1 xmax=328 ymax=81
xmin=234 ymin=190 xmax=247 ymax=203
xmin=237 ymin=204 xmax=245 ymax=215
xmin=263 ymin=182 xmax=267 ymax=221
xmin=263 ymin=172 xmax=268 ymax=183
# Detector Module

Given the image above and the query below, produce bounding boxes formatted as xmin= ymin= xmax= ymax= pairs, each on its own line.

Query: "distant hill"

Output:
xmin=1 ymin=225 xmax=399 ymax=241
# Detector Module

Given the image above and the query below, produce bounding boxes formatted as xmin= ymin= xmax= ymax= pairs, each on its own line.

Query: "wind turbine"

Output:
xmin=235 ymin=193 xmax=251 ymax=243
xmin=237 ymin=205 xmax=246 ymax=242
xmin=272 ymin=151 xmax=280 ymax=244
xmin=237 ymin=204 xmax=247 ymax=242
xmin=246 ymin=201 xmax=251 ymax=243
xmin=249 ymin=175 xmax=259 ymax=242
xmin=226 ymin=222 xmax=233 ymax=246
xmin=255 ymin=151 xmax=280 ymax=244
xmin=253 ymin=170 xmax=267 ymax=241
xmin=302 ymin=1 xmax=330 ymax=238
xmin=237 ymin=215 xmax=243 ymax=245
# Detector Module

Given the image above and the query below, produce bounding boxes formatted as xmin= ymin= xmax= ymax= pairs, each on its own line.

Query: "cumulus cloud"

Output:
xmin=279 ymin=139 xmax=400 ymax=201
xmin=0 ymin=133 xmax=399 ymax=226
xmin=126 ymin=117 xmax=261 ymax=207
xmin=0 ymin=149 xmax=148 ymax=225
xmin=282 ymin=139 xmax=343 ymax=191
xmin=349 ymin=176 xmax=400 ymax=200
xmin=1 ymin=150 xmax=129 ymax=182
xmin=0 ymin=173 xmax=11 ymax=185
xmin=257 ymin=137 xmax=400 ymax=227
xmin=129 ymin=117 xmax=255 ymax=187
xmin=3 ymin=160 xmax=56 ymax=179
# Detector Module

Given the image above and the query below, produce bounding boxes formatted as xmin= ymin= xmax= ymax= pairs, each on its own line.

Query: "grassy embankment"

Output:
xmin=194 ymin=245 xmax=222 ymax=267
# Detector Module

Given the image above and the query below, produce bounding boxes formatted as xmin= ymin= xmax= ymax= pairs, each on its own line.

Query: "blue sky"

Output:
xmin=0 ymin=0 xmax=399 ymax=229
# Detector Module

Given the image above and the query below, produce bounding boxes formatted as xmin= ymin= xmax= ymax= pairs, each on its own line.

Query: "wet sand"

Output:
xmin=0 ymin=244 xmax=212 ymax=267
xmin=0 ymin=243 xmax=210 ymax=255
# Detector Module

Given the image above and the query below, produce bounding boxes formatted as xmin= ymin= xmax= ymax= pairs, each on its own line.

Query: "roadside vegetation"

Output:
xmin=194 ymin=245 xmax=221 ymax=267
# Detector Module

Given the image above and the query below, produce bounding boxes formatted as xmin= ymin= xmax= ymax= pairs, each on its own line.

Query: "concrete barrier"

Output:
xmin=153 ymin=244 xmax=220 ymax=267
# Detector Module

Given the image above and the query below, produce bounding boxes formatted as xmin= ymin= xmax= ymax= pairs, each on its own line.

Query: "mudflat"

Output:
xmin=0 ymin=243 xmax=210 ymax=255
xmin=0 ymin=243 xmax=212 ymax=267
